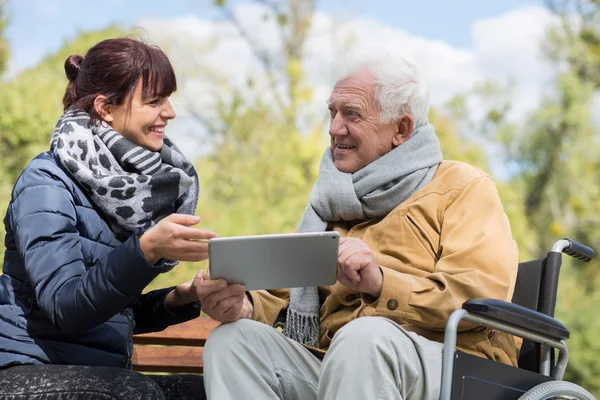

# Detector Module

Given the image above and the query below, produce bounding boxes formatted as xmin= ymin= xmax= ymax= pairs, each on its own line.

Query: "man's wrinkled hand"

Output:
xmin=337 ymin=237 xmax=383 ymax=298
xmin=194 ymin=271 xmax=254 ymax=323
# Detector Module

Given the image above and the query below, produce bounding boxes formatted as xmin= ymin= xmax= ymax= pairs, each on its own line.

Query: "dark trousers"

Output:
xmin=0 ymin=365 xmax=206 ymax=400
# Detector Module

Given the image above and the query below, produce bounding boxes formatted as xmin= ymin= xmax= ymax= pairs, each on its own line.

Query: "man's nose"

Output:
xmin=329 ymin=113 xmax=347 ymax=136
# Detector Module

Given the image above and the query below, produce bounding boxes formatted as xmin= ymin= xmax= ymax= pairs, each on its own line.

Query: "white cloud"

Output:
xmin=471 ymin=5 xmax=560 ymax=119
xmin=137 ymin=3 xmax=561 ymax=158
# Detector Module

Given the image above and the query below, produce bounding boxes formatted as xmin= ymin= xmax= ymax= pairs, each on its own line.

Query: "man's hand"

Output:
xmin=337 ymin=237 xmax=383 ymax=297
xmin=194 ymin=272 xmax=254 ymax=323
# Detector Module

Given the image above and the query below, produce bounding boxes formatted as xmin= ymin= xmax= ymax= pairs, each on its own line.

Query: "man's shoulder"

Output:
xmin=430 ymin=160 xmax=492 ymax=193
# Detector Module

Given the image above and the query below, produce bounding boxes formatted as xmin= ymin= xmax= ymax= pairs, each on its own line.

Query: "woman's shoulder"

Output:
xmin=12 ymin=151 xmax=76 ymax=197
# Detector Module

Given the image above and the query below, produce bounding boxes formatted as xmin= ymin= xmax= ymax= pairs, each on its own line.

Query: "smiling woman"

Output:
xmin=99 ymin=80 xmax=176 ymax=152
xmin=62 ymin=38 xmax=177 ymax=153
xmin=0 ymin=37 xmax=213 ymax=400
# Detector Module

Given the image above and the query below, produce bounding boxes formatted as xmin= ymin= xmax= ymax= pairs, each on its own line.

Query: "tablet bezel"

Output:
xmin=208 ymin=231 xmax=340 ymax=291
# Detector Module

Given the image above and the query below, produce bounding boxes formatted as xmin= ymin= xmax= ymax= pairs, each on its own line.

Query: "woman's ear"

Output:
xmin=392 ymin=114 xmax=415 ymax=147
xmin=93 ymin=95 xmax=113 ymax=123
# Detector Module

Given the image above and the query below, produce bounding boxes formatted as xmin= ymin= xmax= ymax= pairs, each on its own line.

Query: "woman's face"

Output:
xmin=99 ymin=79 xmax=176 ymax=152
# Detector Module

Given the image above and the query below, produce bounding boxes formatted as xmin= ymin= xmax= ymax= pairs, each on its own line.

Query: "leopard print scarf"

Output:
xmin=50 ymin=110 xmax=199 ymax=265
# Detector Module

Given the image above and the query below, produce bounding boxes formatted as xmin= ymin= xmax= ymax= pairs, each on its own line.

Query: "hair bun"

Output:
xmin=64 ymin=54 xmax=84 ymax=82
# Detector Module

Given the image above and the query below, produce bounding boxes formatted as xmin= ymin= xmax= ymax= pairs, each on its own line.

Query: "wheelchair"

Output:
xmin=439 ymin=238 xmax=597 ymax=399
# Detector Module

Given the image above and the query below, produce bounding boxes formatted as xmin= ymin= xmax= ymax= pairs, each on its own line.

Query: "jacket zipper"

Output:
xmin=406 ymin=214 xmax=440 ymax=260
xmin=124 ymin=312 xmax=134 ymax=368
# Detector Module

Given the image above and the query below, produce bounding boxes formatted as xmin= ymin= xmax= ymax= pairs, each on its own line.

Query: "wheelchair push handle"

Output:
xmin=552 ymin=238 xmax=595 ymax=262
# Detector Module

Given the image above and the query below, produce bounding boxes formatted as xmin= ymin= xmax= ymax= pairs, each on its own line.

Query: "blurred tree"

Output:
xmin=533 ymin=1 xmax=600 ymax=272
xmin=0 ymin=26 xmax=124 ymax=266
xmin=0 ymin=0 xmax=11 ymax=270
xmin=2 ymin=6 xmax=592 ymax=392
xmin=541 ymin=1 xmax=600 ymax=393
xmin=148 ymin=0 xmax=499 ymax=289
xmin=0 ymin=0 xmax=8 ymax=75
xmin=149 ymin=0 xmax=325 ymax=288
xmin=0 ymin=25 xmax=124 ymax=180
xmin=557 ymin=270 xmax=600 ymax=395
xmin=212 ymin=0 xmax=316 ymax=122
xmin=545 ymin=0 xmax=600 ymax=87
xmin=443 ymin=86 xmax=538 ymax=261
xmin=451 ymin=2 xmax=600 ymax=393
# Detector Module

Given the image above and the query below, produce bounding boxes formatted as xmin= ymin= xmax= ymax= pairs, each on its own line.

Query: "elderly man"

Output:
xmin=197 ymin=54 xmax=520 ymax=400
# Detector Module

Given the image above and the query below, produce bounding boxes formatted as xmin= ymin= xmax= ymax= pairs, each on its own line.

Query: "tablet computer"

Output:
xmin=208 ymin=231 xmax=340 ymax=291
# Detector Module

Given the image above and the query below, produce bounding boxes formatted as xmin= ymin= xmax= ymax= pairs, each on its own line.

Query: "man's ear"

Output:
xmin=93 ymin=95 xmax=113 ymax=123
xmin=392 ymin=114 xmax=415 ymax=147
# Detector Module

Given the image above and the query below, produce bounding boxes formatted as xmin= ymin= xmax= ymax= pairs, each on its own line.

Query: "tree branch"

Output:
xmin=219 ymin=4 xmax=287 ymax=113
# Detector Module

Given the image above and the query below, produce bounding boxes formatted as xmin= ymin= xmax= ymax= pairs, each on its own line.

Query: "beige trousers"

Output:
xmin=203 ymin=316 xmax=444 ymax=400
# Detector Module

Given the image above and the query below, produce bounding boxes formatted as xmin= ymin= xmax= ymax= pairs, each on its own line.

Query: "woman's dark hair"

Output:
xmin=63 ymin=37 xmax=177 ymax=121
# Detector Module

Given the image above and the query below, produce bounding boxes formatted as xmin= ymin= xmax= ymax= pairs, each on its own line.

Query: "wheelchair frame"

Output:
xmin=439 ymin=238 xmax=595 ymax=400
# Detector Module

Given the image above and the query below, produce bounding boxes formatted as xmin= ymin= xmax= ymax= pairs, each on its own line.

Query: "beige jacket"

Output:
xmin=249 ymin=160 xmax=521 ymax=366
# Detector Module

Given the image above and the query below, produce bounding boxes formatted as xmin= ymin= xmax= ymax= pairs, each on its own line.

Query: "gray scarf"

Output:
xmin=282 ymin=123 xmax=444 ymax=347
xmin=50 ymin=110 xmax=199 ymax=268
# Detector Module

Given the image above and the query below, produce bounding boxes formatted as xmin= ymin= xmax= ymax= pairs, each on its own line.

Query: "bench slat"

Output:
xmin=132 ymin=346 xmax=204 ymax=374
xmin=133 ymin=318 xmax=220 ymax=346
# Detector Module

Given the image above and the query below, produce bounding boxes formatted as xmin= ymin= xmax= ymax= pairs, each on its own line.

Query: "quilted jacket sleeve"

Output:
xmin=131 ymin=287 xmax=200 ymax=334
xmin=9 ymin=163 xmax=167 ymax=334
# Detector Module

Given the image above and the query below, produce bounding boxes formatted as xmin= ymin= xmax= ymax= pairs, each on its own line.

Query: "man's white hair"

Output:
xmin=333 ymin=51 xmax=430 ymax=127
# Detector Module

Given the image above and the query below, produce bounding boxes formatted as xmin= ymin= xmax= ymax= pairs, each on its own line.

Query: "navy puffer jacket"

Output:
xmin=0 ymin=152 xmax=200 ymax=368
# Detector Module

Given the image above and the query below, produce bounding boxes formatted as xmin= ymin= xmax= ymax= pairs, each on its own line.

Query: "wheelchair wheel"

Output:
xmin=518 ymin=381 xmax=596 ymax=400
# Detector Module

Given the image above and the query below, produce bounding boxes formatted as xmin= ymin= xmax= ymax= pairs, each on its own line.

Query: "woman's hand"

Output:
xmin=139 ymin=214 xmax=218 ymax=264
xmin=165 ymin=270 xmax=207 ymax=309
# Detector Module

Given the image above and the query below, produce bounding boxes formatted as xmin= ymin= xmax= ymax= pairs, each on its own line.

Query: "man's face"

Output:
xmin=327 ymin=68 xmax=402 ymax=173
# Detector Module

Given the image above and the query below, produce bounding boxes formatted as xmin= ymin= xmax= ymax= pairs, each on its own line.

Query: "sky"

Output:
xmin=6 ymin=0 xmax=545 ymax=76
xmin=3 ymin=0 xmax=563 ymax=165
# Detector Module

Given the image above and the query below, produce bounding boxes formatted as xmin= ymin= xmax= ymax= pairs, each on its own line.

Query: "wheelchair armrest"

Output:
xmin=561 ymin=238 xmax=594 ymax=261
xmin=463 ymin=298 xmax=569 ymax=340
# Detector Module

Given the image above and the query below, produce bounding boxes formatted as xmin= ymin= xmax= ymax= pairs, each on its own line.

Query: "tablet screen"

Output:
xmin=208 ymin=232 xmax=340 ymax=290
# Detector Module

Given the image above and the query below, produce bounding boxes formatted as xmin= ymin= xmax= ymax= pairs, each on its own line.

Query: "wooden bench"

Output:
xmin=132 ymin=317 xmax=220 ymax=374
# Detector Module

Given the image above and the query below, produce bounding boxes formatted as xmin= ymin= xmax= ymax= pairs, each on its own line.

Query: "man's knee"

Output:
xmin=331 ymin=317 xmax=412 ymax=353
xmin=204 ymin=319 xmax=272 ymax=360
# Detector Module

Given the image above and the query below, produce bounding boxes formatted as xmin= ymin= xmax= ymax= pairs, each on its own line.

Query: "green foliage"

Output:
xmin=0 ymin=1 xmax=8 ymax=75
xmin=539 ymin=10 xmax=600 ymax=390
xmin=0 ymin=25 xmax=124 ymax=180
xmin=0 ymin=0 xmax=599 ymax=395
xmin=428 ymin=108 xmax=489 ymax=171
xmin=545 ymin=0 xmax=600 ymax=88
xmin=0 ymin=26 xmax=124 ymax=266
xmin=557 ymin=270 xmax=600 ymax=395
xmin=148 ymin=97 xmax=326 ymax=290
xmin=453 ymin=3 xmax=600 ymax=393
xmin=194 ymin=103 xmax=324 ymax=239
xmin=149 ymin=0 xmax=320 ymax=289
